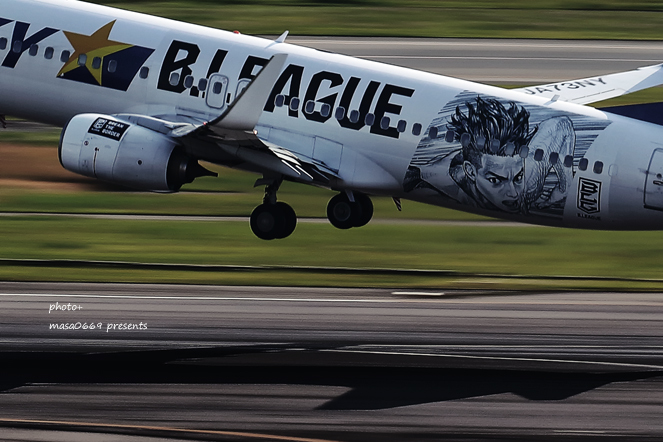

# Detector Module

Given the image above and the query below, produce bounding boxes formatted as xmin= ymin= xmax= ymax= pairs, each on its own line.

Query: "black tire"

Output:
xmin=250 ymin=203 xmax=285 ymax=240
xmin=353 ymin=192 xmax=374 ymax=228
xmin=275 ymin=202 xmax=297 ymax=239
xmin=327 ymin=193 xmax=362 ymax=230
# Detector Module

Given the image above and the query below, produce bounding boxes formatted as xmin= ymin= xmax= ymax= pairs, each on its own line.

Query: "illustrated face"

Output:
xmin=464 ymin=154 xmax=524 ymax=212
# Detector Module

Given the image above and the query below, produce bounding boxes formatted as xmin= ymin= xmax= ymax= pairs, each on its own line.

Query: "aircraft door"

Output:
xmin=644 ymin=148 xmax=663 ymax=210
xmin=206 ymin=74 xmax=229 ymax=109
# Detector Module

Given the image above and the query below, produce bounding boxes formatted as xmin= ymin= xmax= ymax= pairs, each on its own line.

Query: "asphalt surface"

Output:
xmin=288 ymin=37 xmax=663 ymax=83
xmin=1 ymin=282 xmax=663 ymax=441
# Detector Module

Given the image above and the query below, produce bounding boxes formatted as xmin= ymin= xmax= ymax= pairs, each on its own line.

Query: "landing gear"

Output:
xmin=327 ymin=191 xmax=373 ymax=229
xmin=250 ymin=179 xmax=297 ymax=240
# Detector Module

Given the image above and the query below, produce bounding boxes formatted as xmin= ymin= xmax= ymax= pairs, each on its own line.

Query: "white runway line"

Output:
xmin=0 ymin=293 xmax=403 ymax=303
xmin=323 ymin=349 xmax=663 ymax=371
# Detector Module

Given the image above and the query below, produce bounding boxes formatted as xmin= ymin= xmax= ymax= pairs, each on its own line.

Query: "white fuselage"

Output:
xmin=2 ymin=0 xmax=663 ymax=230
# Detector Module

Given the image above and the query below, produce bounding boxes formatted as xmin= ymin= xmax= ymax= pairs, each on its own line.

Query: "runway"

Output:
xmin=1 ymin=282 xmax=663 ymax=441
xmin=287 ymin=37 xmax=663 ymax=83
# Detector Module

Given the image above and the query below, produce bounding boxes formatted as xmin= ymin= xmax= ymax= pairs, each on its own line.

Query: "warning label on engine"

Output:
xmin=88 ymin=118 xmax=129 ymax=141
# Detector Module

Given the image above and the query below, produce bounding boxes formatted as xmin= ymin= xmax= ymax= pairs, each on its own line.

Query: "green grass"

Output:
xmin=1 ymin=216 xmax=663 ymax=290
xmin=83 ymin=1 xmax=663 ymax=40
xmin=0 ymin=129 xmax=62 ymax=146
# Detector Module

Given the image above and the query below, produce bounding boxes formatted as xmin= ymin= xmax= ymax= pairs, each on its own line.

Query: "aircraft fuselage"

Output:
xmin=2 ymin=0 xmax=663 ymax=232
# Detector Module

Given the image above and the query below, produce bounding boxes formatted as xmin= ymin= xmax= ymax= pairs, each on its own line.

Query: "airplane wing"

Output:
xmin=512 ymin=63 xmax=663 ymax=105
xmin=120 ymin=53 xmax=339 ymax=185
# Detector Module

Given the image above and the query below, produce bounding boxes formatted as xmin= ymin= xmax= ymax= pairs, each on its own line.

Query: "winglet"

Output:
xmin=211 ymin=53 xmax=288 ymax=131
xmin=275 ymin=31 xmax=289 ymax=44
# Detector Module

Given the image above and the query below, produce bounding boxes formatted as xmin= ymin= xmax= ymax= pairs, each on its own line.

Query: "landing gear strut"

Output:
xmin=327 ymin=191 xmax=373 ymax=229
xmin=250 ymin=179 xmax=297 ymax=240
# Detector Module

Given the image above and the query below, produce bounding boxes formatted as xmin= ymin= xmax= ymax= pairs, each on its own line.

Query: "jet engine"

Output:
xmin=58 ymin=113 xmax=214 ymax=191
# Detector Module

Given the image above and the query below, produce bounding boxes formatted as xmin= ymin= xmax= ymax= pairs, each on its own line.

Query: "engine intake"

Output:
xmin=59 ymin=114 xmax=214 ymax=191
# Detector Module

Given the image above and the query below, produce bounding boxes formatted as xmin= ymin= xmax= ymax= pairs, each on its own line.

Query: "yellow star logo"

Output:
xmin=58 ymin=21 xmax=132 ymax=85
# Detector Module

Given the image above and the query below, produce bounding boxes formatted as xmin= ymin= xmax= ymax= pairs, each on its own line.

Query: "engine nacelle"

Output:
xmin=59 ymin=113 xmax=212 ymax=191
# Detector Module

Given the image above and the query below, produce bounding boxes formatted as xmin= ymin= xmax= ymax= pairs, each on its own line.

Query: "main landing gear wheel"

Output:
xmin=353 ymin=192 xmax=374 ymax=228
xmin=250 ymin=202 xmax=297 ymax=240
xmin=250 ymin=178 xmax=297 ymax=240
xmin=276 ymin=201 xmax=297 ymax=238
xmin=327 ymin=192 xmax=374 ymax=229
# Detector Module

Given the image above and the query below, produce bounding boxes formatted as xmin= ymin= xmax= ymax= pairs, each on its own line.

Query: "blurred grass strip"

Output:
xmin=0 ymin=216 xmax=662 ymax=289
xmin=86 ymin=1 xmax=663 ymax=40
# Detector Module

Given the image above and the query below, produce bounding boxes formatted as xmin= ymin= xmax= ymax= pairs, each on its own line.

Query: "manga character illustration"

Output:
xmin=404 ymin=94 xmax=606 ymax=218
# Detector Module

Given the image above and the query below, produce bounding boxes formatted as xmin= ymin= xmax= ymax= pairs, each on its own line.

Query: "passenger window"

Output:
xmin=579 ymin=158 xmax=589 ymax=171
xmin=549 ymin=152 xmax=559 ymax=163
xmin=380 ymin=116 xmax=390 ymax=130
xmin=0 ymin=38 xmax=6 ymax=50
xmin=412 ymin=123 xmax=422 ymax=136
xmin=534 ymin=149 xmax=544 ymax=161
xmin=213 ymin=81 xmax=224 ymax=94
xmin=44 ymin=47 xmax=54 ymax=60
xmin=349 ymin=110 xmax=360 ymax=124
xmin=60 ymin=50 xmax=70 ymax=62
xmin=274 ymin=94 xmax=285 ymax=107
xmin=429 ymin=126 xmax=438 ymax=139
xmin=92 ymin=57 xmax=102 ymax=70
xmin=198 ymin=78 xmax=207 ymax=90
xmin=335 ymin=107 xmax=346 ymax=120
xmin=489 ymin=139 xmax=500 ymax=153
xmin=12 ymin=40 xmax=22 ymax=53
xmin=593 ymin=161 xmax=604 ymax=174
xmin=519 ymin=146 xmax=529 ymax=158
xmin=364 ymin=113 xmax=375 ymax=126
xmin=78 ymin=54 xmax=87 ymax=66
xmin=108 ymin=60 xmax=117 ymax=73
xmin=289 ymin=97 xmax=300 ymax=111
xmin=460 ymin=133 xmax=471 ymax=147
xmin=321 ymin=103 xmax=331 ymax=118
xmin=169 ymin=72 xmax=179 ymax=86
xmin=305 ymin=100 xmax=315 ymax=114
xmin=564 ymin=155 xmax=573 ymax=168
xmin=184 ymin=75 xmax=194 ymax=89
xmin=505 ymin=142 xmax=515 ymax=155
xmin=397 ymin=120 xmax=407 ymax=133
xmin=445 ymin=130 xmax=455 ymax=143
xmin=140 ymin=66 xmax=149 ymax=79
xmin=29 ymin=44 xmax=38 ymax=56
xmin=476 ymin=136 xmax=486 ymax=149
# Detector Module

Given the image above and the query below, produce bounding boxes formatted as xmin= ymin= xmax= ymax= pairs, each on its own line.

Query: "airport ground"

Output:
xmin=1 ymin=38 xmax=663 ymax=440
xmin=2 ymin=283 xmax=663 ymax=441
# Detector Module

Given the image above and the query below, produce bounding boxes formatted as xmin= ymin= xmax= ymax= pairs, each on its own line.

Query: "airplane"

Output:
xmin=4 ymin=0 xmax=663 ymax=240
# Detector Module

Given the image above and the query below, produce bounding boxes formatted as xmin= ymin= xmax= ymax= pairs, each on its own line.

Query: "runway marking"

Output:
xmin=292 ymin=39 xmax=663 ymax=51
xmin=0 ymin=418 xmax=340 ymax=442
xmin=554 ymin=430 xmax=608 ymax=434
xmin=0 ymin=212 xmax=522 ymax=227
xmin=342 ymin=344 xmax=663 ymax=350
xmin=2 ymin=292 xmax=663 ymax=307
xmin=392 ymin=291 xmax=445 ymax=296
xmin=324 ymin=349 xmax=663 ymax=371
xmin=0 ymin=293 xmax=403 ymax=303
xmin=362 ymin=56 xmax=659 ymax=63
